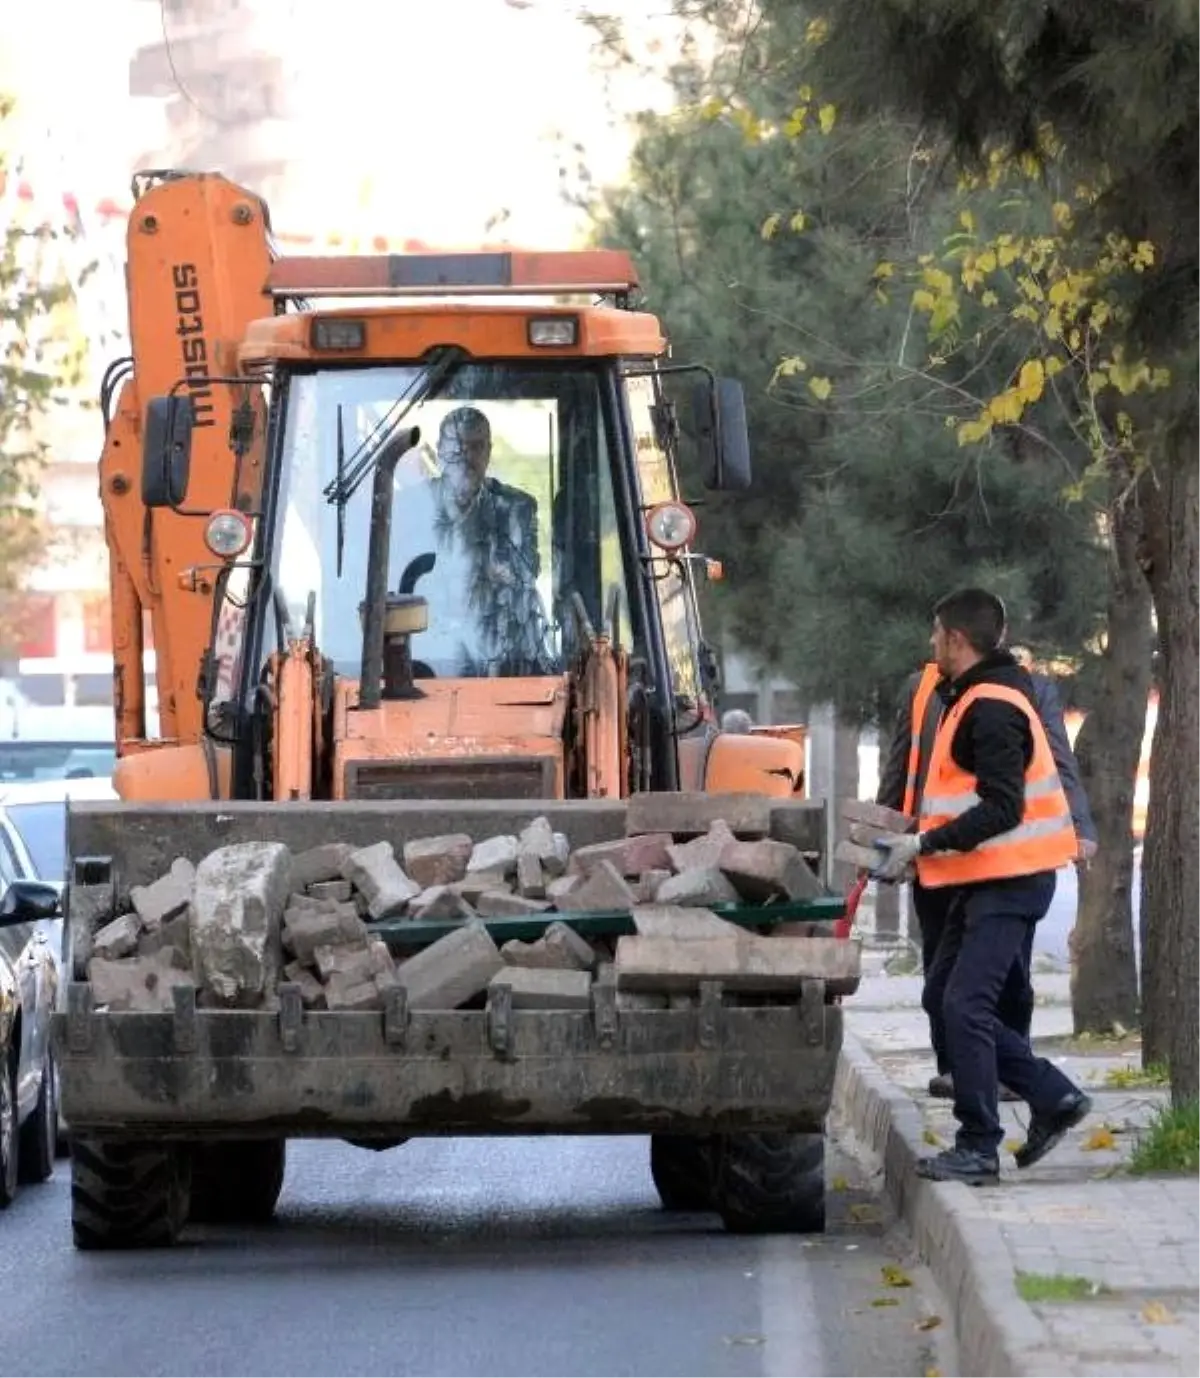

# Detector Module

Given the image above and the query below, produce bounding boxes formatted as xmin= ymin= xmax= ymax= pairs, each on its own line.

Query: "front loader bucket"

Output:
xmin=55 ymin=798 xmax=851 ymax=1142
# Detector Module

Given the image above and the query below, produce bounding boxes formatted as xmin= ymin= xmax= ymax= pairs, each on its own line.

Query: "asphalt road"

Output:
xmin=1035 ymin=850 xmax=1143 ymax=967
xmin=0 ymin=1133 xmax=948 ymax=1377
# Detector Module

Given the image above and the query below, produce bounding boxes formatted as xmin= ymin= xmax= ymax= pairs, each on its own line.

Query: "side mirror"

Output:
xmin=0 ymin=880 xmax=62 ymax=928
xmin=142 ymin=395 xmax=195 ymax=508
xmin=691 ymin=378 xmax=752 ymax=492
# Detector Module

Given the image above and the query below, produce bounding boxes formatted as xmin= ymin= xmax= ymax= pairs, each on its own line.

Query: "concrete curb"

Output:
xmin=833 ymin=1034 xmax=1061 ymax=1377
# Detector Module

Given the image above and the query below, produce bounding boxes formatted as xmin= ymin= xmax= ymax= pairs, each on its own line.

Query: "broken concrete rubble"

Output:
xmin=402 ymin=833 xmax=474 ymax=889
xmin=190 ymin=842 xmax=291 ymax=1007
xmin=395 ymin=919 xmax=503 ymax=1010
xmin=500 ymin=920 xmax=596 ymax=972
xmin=489 ymin=966 xmax=592 ymax=1009
xmin=665 ymin=820 xmax=737 ymax=876
xmin=718 ymin=839 xmax=823 ymax=902
xmin=654 ymin=866 xmax=741 ymax=909
xmin=341 ymin=841 xmax=420 ymax=920
xmin=408 ymin=885 xmax=476 ymax=921
xmin=282 ymin=903 xmax=368 ymax=965
xmin=290 ymin=842 xmax=355 ymax=890
xmin=92 ymin=912 xmax=143 ymax=961
xmin=88 ymin=949 xmax=194 ymax=1012
xmin=565 ymin=860 xmax=637 ymax=913
xmin=130 ymin=857 xmax=194 ymax=931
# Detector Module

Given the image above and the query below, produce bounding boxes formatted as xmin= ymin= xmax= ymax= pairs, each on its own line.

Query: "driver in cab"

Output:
xmin=391 ymin=407 xmax=554 ymax=677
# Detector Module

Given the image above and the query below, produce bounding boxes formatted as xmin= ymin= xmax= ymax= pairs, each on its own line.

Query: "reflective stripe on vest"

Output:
xmin=902 ymin=662 xmax=942 ymax=817
xmin=917 ymin=682 xmax=1078 ymax=888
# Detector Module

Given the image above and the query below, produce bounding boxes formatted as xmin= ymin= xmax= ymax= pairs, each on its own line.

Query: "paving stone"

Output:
xmin=130 ymin=858 xmax=194 ymax=931
xmin=839 ymin=798 xmax=914 ymax=833
xmin=630 ymin=904 xmax=740 ymax=939
xmin=138 ymin=911 xmax=190 ymax=959
xmin=190 ymin=842 xmax=291 ymax=1006
xmin=92 ymin=912 xmax=142 ymax=960
xmin=341 ymin=840 xmax=420 ymax=920
xmin=282 ymin=903 xmax=368 ymax=964
xmin=489 ymin=966 xmax=592 ymax=1009
xmin=634 ymin=868 xmax=670 ymax=903
xmin=569 ymin=834 xmax=673 ymax=879
xmin=719 ymin=838 xmax=823 ymax=901
xmin=516 ymin=851 xmax=546 ymax=898
xmin=475 ymin=890 xmax=553 ymax=917
xmin=88 ymin=950 xmax=194 ymax=1012
xmin=402 ymin=833 xmax=474 ymax=889
xmin=324 ymin=972 xmax=383 ymax=1010
xmin=313 ymin=941 xmax=380 ymax=986
xmin=654 ymin=866 xmax=740 ymax=908
xmin=500 ymin=920 xmax=596 ymax=972
xmin=307 ymin=879 xmax=352 ymax=903
xmin=291 ymin=842 xmax=355 ymax=890
xmin=466 ymin=835 xmax=520 ymax=877
xmin=665 ymin=820 xmax=737 ymax=875
xmin=517 ymin=816 xmax=571 ymax=877
xmin=408 ymin=885 xmax=476 ymax=921
xmin=565 ymin=860 xmax=636 ymax=913
xmin=282 ymin=961 xmax=326 ymax=1009
xmin=395 ymin=919 xmax=503 ymax=1010
xmin=616 ymin=932 xmax=859 ymax=992
xmin=546 ymin=874 xmax=582 ymax=907
xmin=450 ymin=870 xmax=513 ymax=904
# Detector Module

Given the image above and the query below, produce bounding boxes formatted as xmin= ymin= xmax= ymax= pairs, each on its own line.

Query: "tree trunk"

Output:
xmin=1139 ymin=420 xmax=1200 ymax=1102
xmin=1070 ymin=473 xmax=1152 ymax=1036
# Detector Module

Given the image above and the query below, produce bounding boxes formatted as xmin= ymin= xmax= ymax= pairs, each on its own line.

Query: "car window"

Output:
xmin=3 ymin=802 xmax=66 ymax=881
xmin=0 ymin=742 xmax=116 ymax=783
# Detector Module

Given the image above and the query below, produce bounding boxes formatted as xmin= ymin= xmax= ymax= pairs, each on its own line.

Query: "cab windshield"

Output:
xmin=270 ymin=363 xmax=629 ymax=681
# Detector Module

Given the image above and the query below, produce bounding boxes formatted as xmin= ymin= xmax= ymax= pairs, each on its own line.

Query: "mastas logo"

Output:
xmin=172 ymin=263 xmax=215 ymax=429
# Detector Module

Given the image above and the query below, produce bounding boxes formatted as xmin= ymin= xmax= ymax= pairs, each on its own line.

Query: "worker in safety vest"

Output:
xmin=871 ymin=588 xmax=1093 ymax=1184
xmin=877 ymin=644 xmax=1096 ymax=1100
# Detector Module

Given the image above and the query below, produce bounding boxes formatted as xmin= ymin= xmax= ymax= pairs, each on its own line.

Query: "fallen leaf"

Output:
xmin=849 ymin=1203 xmax=880 ymax=1223
xmin=1141 ymin=1301 xmax=1178 ymax=1325
xmin=916 ymin=1315 xmax=943 ymax=1331
xmin=723 ymin=1334 xmax=765 ymax=1346
xmin=871 ymin=1297 xmax=900 ymax=1308
xmin=1082 ymin=1126 xmax=1117 ymax=1152
xmin=882 ymin=1264 xmax=913 ymax=1288
xmin=1003 ymin=1138 xmax=1023 ymax=1155
xmin=832 ymin=1174 xmax=850 ymax=1191
xmin=922 ymin=1129 xmax=942 ymax=1146
xmin=926 ymin=1369 xmax=944 ymax=1377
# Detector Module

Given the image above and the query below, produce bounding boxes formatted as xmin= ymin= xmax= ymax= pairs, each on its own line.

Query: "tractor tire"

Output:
xmin=188 ymin=1140 xmax=286 ymax=1224
xmin=709 ymin=1130 xmax=826 ymax=1235
xmin=17 ymin=1055 xmax=57 ymax=1185
xmin=71 ymin=1139 xmax=191 ymax=1250
xmin=649 ymin=1134 xmax=714 ymax=1211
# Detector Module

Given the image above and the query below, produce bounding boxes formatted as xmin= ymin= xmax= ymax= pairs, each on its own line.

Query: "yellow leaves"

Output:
xmin=872 ymin=261 xmax=896 ymax=281
xmin=997 ymin=239 xmax=1022 ymax=269
xmin=699 ymin=96 xmax=726 ymax=122
xmin=1018 ymin=275 xmax=1045 ymax=302
xmin=1082 ymin=1126 xmax=1117 ymax=1152
xmin=1150 ymin=366 xmax=1172 ymax=390
xmin=975 ymin=249 xmax=997 ymax=275
xmin=1141 ymin=1301 xmax=1178 ymax=1325
xmin=915 ymin=1316 xmax=943 ymax=1332
xmin=881 ymin=1264 xmax=913 ymax=1288
xmin=805 ymin=17 xmax=829 ymax=46
xmin=921 ymin=266 xmax=954 ymax=296
xmin=1052 ymin=201 xmax=1073 ymax=228
xmin=959 ymin=209 xmax=975 ymax=233
xmin=986 ymin=390 xmax=1025 ymax=426
xmin=1131 ymin=240 xmax=1156 ymax=271
xmin=761 ymin=212 xmax=781 ymax=241
xmin=783 ymin=106 xmax=808 ymax=138
xmin=1016 ymin=359 xmax=1046 ymax=406
xmin=769 ymin=355 xmax=806 ymax=388
xmin=818 ymin=103 xmax=837 ymax=135
xmin=922 ymin=1128 xmax=942 ymax=1146
xmin=961 ymin=266 xmax=984 ymax=292
xmin=808 ymin=375 xmax=833 ymax=401
xmin=797 ymin=84 xmax=814 ymax=103
xmin=1108 ymin=353 xmax=1152 ymax=395
xmin=1045 ymin=355 xmax=1066 ymax=378
xmin=912 ymin=289 xmax=937 ymax=312
xmin=1089 ymin=301 xmax=1111 ymax=331
xmin=981 ymin=290 xmax=999 ymax=308
xmin=1043 ymin=308 xmax=1063 ymax=341
xmin=832 ymin=1174 xmax=850 ymax=1192
xmin=1003 ymin=1138 xmax=1023 ymax=1155
xmin=789 ymin=210 xmax=808 ymax=233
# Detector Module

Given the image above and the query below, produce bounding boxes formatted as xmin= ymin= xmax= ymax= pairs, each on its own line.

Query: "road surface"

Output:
xmin=0 ymin=1134 xmax=949 ymax=1377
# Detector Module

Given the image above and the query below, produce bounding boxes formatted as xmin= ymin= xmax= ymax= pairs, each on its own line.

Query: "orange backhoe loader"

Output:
xmin=49 ymin=171 xmax=856 ymax=1250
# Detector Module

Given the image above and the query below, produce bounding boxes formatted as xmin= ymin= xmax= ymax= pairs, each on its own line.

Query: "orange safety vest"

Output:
xmin=917 ymin=682 xmax=1078 ymax=888
xmin=902 ymin=661 xmax=942 ymax=817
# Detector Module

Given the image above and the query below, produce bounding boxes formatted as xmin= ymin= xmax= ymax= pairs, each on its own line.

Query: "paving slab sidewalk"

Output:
xmin=831 ymin=969 xmax=1199 ymax=1377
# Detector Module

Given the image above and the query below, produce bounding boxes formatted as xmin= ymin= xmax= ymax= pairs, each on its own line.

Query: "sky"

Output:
xmin=1 ymin=0 xmax=685 ymax=249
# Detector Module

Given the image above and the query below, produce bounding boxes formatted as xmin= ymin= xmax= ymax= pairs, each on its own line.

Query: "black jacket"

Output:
xmin=877 ymin=662 xmax=1096 ymax=843
xmin=917 ymin=650 xmax=1044 ymax=855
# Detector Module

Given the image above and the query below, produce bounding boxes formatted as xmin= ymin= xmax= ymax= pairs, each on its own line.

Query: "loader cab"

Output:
xmin=140 ymin=250 xmax=752 ymax=800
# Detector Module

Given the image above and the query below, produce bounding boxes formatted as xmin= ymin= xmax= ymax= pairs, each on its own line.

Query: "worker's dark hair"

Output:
xmin=933 ymin=587 xmax=1007 ymax=654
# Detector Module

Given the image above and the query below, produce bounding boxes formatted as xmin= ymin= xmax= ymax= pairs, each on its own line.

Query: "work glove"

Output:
xmin=871 ymin=831 xmax=923 ymax=883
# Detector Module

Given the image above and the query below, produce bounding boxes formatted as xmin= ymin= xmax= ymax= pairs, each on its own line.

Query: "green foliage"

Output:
xmin=1015 ymin=1272 xmax=1108 ymax=1303
xmin=1128 ymin=1097 xmax=1199 ymax=1176
xmin=1 ymin=93 xmax=91 ymax=647
xmin=583 ymin=3 xmax=1106 ymax=723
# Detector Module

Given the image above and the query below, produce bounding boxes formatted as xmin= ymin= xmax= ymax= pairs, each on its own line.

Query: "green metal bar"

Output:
xmin=369 ymin=894 xmax=848 ymax=951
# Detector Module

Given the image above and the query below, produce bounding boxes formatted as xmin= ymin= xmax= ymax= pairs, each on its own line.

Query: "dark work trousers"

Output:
xmin=923 ymin=873 xmax=1079 ymax=1156
xmin=915 ymin=880 xmax=1038 ymax=1074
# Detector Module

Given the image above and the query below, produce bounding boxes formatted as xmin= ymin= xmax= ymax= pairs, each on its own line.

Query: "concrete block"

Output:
xmin=489 ymin=966 xmax=592 ymax=1009
xmin=626 ymin=791 xmax=771 ymax=840
xmin=138 ymin=911 xmax=190 ymax=959
xmin=466 ymin=835 xmax=519 ymax=877
xmin=719 ymin=839 xmax=824 ymax=902
xmin=516 ymin=850 xmax=546 ymax=898
xmin=630 ymin=904 xmax=740 ymax=939
xmin=834 ymin=839 xmax=885 ymax=872
xmin=666 ymin=820 xmax=737 ymax=875
xmin=500 ymin=920 xmax=596 ymax=972
xmin=396 ymin=919 xmax=503 ymax=1010
xmin=282 ymin=903 xmax=368 ymax=964
xmin=342 ymin=841 xmax=420 ymax=920
xmin=546 ymin=874 xmax=582 ymax=907
xmin=402 ymin=833 xmax=474 ymax=889
xmin=566 ymin=860 xmax=636 ymax=913
xmin=291 ymin=842 xmax=355 ymax=889
xmin=325 ymin=973 xmax=382 ymax=1011
xmin=307 ymin=879 xmax=352 ymax=903
xmin=569 ymin=833 xmax=673 ymax=879
xmin=839 ymin=799 xmax=914 ymax=833
xmin=408 ymin=885 xmax=476 ymax=921
xmin=89 ymin=951 xmax=194 ymax=1012
xmin=450 ymin=870 xmax=512 ymax=904
xmin=313 ymin=941 xmax=380 ymax=985
xmin=283 ymin=961 xmax=326 ymax=1009
xmin=92 ymin=913 xmax=143 ymax=961
xmin=615 ymin=933 xmax=861 ymax=992
xmin=654 ymin=866 xmax=740 ymax=908
xmin=130 ymin=858 xmax=194 ymax=931
xmin=190 ymin=842 xmax=291 ymax=1006
xmin=475 ymin=890 xmax=553 ymax=917
xmin=517 ymin=816 xmax=571 ymax=877
xmin=634 ymin=869 xmax=670 ymax=903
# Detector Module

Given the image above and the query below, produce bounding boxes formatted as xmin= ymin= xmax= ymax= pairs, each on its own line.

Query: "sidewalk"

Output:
xmin=831 ymin=965 xmax=1199 ymax=1377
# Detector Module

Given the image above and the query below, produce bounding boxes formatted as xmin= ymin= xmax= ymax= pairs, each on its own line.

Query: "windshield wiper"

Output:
xmin=322 ymin=345 xmax=465 ymax=511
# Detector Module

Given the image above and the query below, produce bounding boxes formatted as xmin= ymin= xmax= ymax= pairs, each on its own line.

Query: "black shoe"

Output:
xmin=1014 ymin=1092 xmax=1093 ymax=1169
xmin=928 ymin=1072 xmax=954 ymax=1099
xmin=915 ymin=1146 xmax=999 ymax=1186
